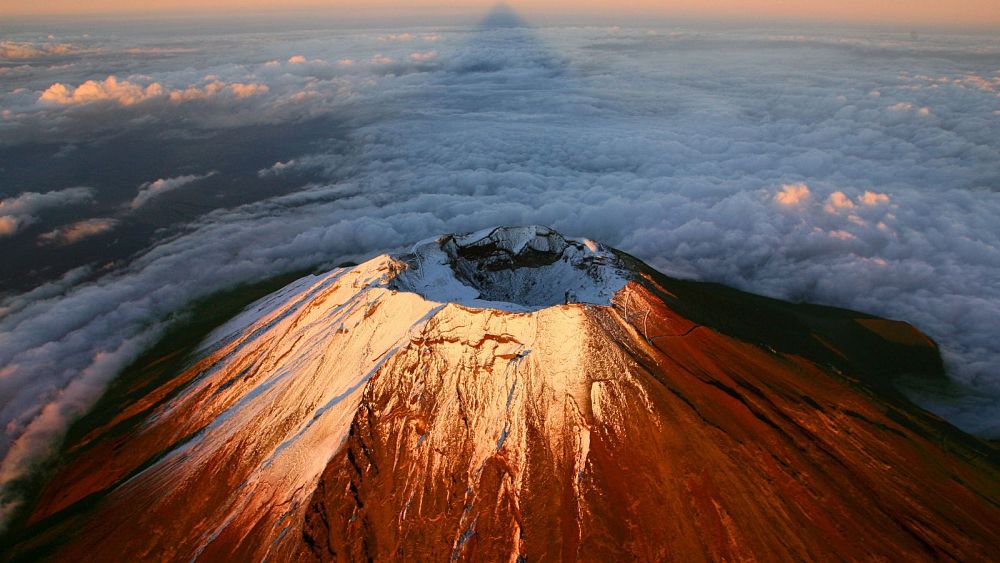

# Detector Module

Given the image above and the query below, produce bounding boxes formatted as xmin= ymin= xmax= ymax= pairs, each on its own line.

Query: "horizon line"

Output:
xmin=2 ymin=4 xmax=1000 ymax=32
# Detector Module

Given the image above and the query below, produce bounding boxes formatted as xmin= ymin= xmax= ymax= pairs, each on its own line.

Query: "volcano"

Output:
xmin=4 ymin=226 xmax=999 ymax=561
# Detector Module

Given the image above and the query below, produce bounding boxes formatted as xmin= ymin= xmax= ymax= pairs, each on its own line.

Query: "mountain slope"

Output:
xmin=4 ymin=226 xmax=999 ymax=562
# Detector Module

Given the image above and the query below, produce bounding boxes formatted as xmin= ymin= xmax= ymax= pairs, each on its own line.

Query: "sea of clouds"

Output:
xmin=1 ymin=13 xmax=999 ymax=525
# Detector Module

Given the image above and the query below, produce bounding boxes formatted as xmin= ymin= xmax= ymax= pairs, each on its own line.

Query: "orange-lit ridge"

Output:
xmin=4 ymin=226 xmax=999 ymax=561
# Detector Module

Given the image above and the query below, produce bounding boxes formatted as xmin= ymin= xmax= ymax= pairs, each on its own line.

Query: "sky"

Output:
xmin=2 ymin=0 xmax=1000 ymax=28
xmin=1 ymin=5 xmax=1000 ymax=529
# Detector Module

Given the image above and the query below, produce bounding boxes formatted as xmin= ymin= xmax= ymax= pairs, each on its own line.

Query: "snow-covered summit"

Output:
xmin=391 ymin=225 xmax=627 ymax=310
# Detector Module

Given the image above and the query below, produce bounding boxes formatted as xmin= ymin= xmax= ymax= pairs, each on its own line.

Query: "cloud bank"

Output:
xmin=0 ymin=188 xmax=94 ymax=237
xmin=39 ymin=76 xmax=270 ymax=107
xmin=130 ymin=172 xmax=217 ymax=209
xmin=37 ymin=218 xmax=119 ymax=246
xmin=0 ymin=41 xmax=77 ymax=59
xmin=1 ymin=19 xmax=999 ymax=528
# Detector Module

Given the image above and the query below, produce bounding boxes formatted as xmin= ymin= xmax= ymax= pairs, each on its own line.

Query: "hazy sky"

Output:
xmin=2 ymin=0 xmax=1000 ymax=27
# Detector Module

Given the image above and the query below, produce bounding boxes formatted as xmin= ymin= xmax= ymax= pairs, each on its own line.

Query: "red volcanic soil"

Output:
xmin=3 ymin=246 xmax=999 ymax=562
xmin=301 ymin=276 xmax=1000 ymax=562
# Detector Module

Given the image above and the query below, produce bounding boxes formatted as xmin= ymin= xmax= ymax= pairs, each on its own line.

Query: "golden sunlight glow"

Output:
xmin=1 ymin=0 xmax=998 ymax=27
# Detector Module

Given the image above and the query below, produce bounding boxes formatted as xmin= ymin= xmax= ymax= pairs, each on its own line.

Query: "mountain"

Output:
xmin=4 ymin=226 xmax=999 ymax=561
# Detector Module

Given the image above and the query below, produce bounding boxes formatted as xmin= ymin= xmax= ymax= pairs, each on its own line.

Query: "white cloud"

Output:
xmin=229 ymin=83 xmax=269 ymax=98
xmin=37 ymin=218 xmax=119 ymax=246
xmin=906 ymin=71 xmax=1000 ymax=94
xmin=286 ymin=54 xmax=325 ymax=65
xmin=130 ymin=172 xmax=216 ymax=209
xmin=887 ymin=101 xmax=931 ymax=117
xmin=379 ymin=33 xmax=415 ymax=42
xmin=40 ymin=76 xmax=268 ymax=107
xmin=257 ymin=159 xmax=299 ymax=177
xmin=774 ymin=183 xmax=811 ymax=206
xmin=0 ymin=266 xmax=94 ymax=321
xmin=40 ymin=76 xmax=165 ymax=106
xmin=824 ymin=191 xmax=856 ymax=213
xmin=0 ymin=187 xmax=94 ymax=237
xmin=379 ymin=32 xmax=442 ymax=43
xmin=409 ymin=50 xmax=437 ymax=62
xmin=858 ymin=191 xmax=890 ymax=206
xmin=167 ymin=80 xmax=268 ymax=102
xmin=0 ymin=41 xmax=76 ymax=59
xmin=0 ymin=217 xmax=20 ymax=237
xmin=823 ymin=190 xmax=892 ymax=213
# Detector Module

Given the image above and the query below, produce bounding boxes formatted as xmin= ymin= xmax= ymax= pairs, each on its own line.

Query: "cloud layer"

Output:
xmin=130 ymin=172 xmax=217 ymax=209
xmin=38 ymin=218 xmax=119 ymax=245
xmin=0 ymin=188 xmax=94 ymax=237
xmin=0 ymin=41 xmax=77 ymax=59
xmin=1 ymin=19 xmax=999 ymax=528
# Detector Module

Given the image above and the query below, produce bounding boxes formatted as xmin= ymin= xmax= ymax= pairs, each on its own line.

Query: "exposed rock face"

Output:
xmin=4 ymin=226 xmax=1000 ymax=561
